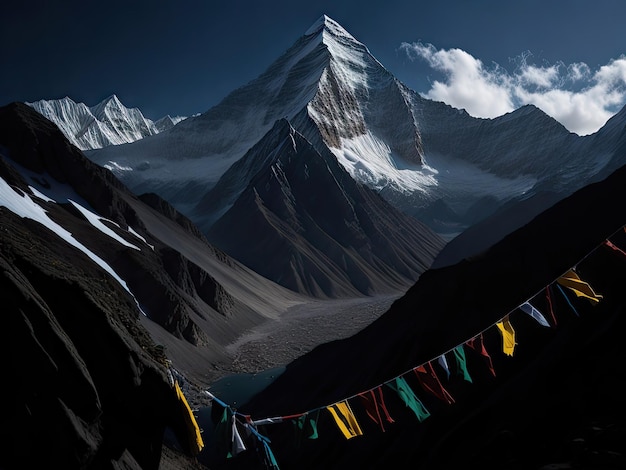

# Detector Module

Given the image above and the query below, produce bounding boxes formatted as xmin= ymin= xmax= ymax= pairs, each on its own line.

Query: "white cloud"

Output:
xmin=519 ymin=64 xmax=560 ymax=88
xmin=401 ymin=42 xmax=626 ymax=135
xmin=404 ymin=42 xmax=515 ymax=118
xmin=567 ymin=62 xmax=590 ymax=82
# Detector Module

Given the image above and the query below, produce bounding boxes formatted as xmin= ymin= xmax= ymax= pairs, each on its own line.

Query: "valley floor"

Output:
xmin=162 ymin=294 xmax=400 ymax=467
xmin=147 ymin=293 xmax=401 ymax=418
xmin=223 ymin=293 xmax=400 ymax=375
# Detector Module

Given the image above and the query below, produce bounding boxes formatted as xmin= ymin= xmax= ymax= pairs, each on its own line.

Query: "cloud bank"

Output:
xmin=401 ymin=42 xmax=626 ymax=135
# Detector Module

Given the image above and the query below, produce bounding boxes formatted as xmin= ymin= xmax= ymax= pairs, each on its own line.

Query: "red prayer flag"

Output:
xmin=604 ymin=239 xmax=626 ymax=260
xmin=466 ymin=333 xmax=496 ymax=377
xmin=414 ymin=362 xmax=455 ymax=404
xmin=545 ymin=285 xmax=558 ymax=327
xmin=358 ymin=386 xmax=394 ymax=432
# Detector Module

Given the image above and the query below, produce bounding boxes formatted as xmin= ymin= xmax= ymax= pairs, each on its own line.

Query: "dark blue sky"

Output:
xmin=2 ymin=0 xmax=624 ymax=131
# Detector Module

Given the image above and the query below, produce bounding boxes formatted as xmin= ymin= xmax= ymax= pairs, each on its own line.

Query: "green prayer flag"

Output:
xmin=453 ymin=345 xmax=473 ymax=383
xmin=213 ymin=405 xmax=233 ymax=458
xmin=386 ymin=377 xmax=430 ymax=422
xmin=293 ymin=411 xmax=319 ymax=447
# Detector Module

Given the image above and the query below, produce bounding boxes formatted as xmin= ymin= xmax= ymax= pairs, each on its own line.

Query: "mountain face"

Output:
xmin=201 ymin=119 xmax=444 ymax=297
xmin=0 ymin=102 xmax=305 ymax=467
xmin=85 ymin=15 xmax=429 ymax=210
xmin=431 ymin=104 xmax=626 ymax=267
xmin=81 ymin=16 xmax=448 ymax=298
xmin=27 ymin=95 xmax=185 ymax=150
xmin=0 ymin=102 xmax=303 ymax=374
xmin=241 ymin=162 xmax=626 ymax=469
xmin=86 ymin=15 xmax=626 ymax=241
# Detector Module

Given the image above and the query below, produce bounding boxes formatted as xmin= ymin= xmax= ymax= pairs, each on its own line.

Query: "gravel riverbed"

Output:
xmin=224 ymin=294 xmax=399 ymax=374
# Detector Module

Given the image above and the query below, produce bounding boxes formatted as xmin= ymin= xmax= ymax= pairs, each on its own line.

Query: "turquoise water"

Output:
xmin=195 ymin=366 xmax=285 ymax=465
xmin=206 ymin=366 xmax=285 ymax=407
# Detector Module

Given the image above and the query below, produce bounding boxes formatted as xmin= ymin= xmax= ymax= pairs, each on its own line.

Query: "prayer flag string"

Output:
xmin=201 ymin=223 xmax=623 ymax=467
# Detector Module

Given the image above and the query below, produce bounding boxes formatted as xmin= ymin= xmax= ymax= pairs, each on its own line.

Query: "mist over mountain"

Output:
xmin=27 ymin=95 xmax=186 ymax=150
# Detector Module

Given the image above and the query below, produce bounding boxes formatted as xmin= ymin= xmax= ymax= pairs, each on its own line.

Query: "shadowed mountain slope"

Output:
xmin=203 ymin=119 xmax=445 ymax=297
xmin=431 ymin=104 xmax=626 ymax=268
xmin=0 ymin=102 xmax=305 ymax=467
xmin=0 ymin=103 xmax=303 ymax=374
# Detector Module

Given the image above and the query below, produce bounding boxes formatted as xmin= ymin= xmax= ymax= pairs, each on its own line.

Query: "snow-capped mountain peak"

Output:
xmin=302 ymin=15 xmax=426 ymax=184
xmin=311 ymin=16 xmax=371 ymax=89
xmin=90 ymin=94 xmax=127 ymax=120
xmin=304 ymin=14 xmax=333 ymax=35
xmin=154 ymin=114 xmax=186 ymax=132
xmin=86 ymin=17 xmax=626 ymax=240
xmin=27 ymin=95 xmax=185 ymax=150
xmin=306 ymin=14 xmax=359 ymax=43
xmin=82 ymin=17 xmax=433 ymax=220
xmin=93 ymin=93 xmax=122 ymax=109
xmin=89 ymin=94 xmax=157 ymax=144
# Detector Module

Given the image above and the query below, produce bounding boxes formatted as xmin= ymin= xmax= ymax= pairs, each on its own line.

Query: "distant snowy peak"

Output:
xmin=90 ymin=95 xmax=158 ymax=145
xmin=304 ymin=14 xmax=335 ymax=36
xmin=154 ymin=115 xmax=186 ymax=132
xmin=26 ymin=95 xmax=185 ymax=150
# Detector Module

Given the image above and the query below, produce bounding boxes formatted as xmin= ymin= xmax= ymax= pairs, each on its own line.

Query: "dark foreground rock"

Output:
xmin=1 ymin=209 xmax=196 ymax=469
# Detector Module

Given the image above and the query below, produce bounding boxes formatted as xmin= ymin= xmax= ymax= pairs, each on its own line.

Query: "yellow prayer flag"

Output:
xmin=496 ymin=316 xmax=516 ymax=356
xmin=557 ymin=269 xmax=602 ymax=304
xmin=175 ymin=381 xmax=205 ymax=454
xmin=326 ymin=401 xmax=363 ymax=439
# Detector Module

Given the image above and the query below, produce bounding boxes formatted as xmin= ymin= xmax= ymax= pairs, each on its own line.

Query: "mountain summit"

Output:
xmin=303 ymin=15 xmax=426 ymax=166
xmin=81 ymin=16 xmax=449 ymax=296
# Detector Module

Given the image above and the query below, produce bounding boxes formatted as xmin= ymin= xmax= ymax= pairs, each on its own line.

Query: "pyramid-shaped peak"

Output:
xmin=305 ymin=15 xmax=359 ymax=42
xmin=304 ymin=14 xmax=332 ymax=35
